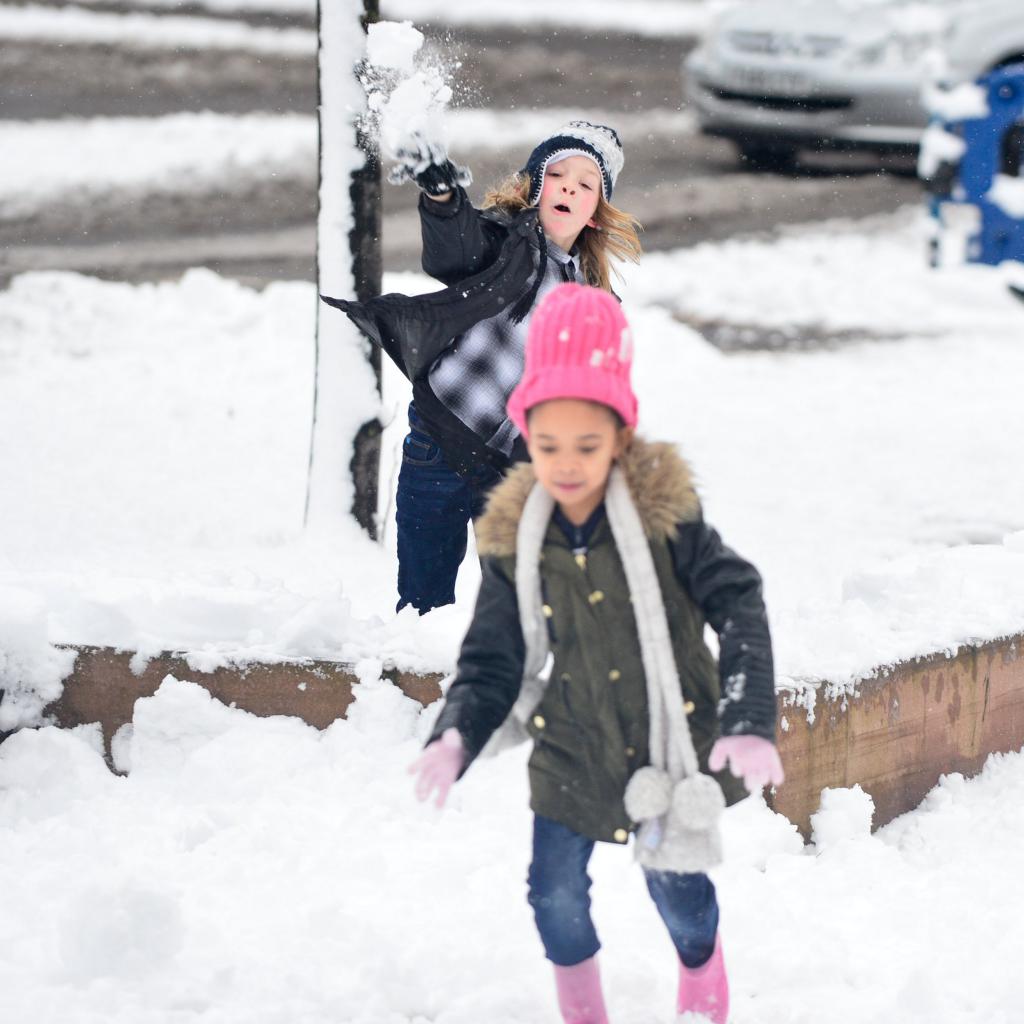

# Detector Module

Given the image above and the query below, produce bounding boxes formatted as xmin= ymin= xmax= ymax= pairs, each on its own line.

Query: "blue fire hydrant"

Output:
xmin=923 ymin=63 xmax=1024 ymax=273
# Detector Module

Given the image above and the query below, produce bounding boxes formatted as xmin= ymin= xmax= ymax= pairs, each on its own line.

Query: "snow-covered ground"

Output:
xmin=66 ymin=0 xmax=315 ymax=13
xmin=2 ymin=208 xmax=1023 ymax=720
xmin=0 ymin=674 xmax=1022 ymax=1023
xmin=0 ymin=110 xmax=694 ymax=224
xmin=0 ymin=3 xmax=316 ymax=53
xmin=380 ymin=0 xmax=728 ymax=35
xmin=57 ymin=0 xmax=730 ymax=35
xmin=0 ymin=114 xmax=315 ymax=223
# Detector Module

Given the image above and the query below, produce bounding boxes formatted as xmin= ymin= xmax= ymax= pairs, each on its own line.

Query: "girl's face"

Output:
xmin=526 ymin=399 xmax=632 ymax=526
xmin=537 ymin=155 xmax=602 ymax=251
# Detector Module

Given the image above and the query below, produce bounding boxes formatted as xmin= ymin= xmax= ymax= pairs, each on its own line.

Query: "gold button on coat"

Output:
xmin=542 ymin=604 xmax=554 ymax=618
xmin=683 ymin=700 xmax=696 ymax=715
xmin=625 ymin=746 xmax=636 ymax=757
xmin=608 ymin=669 xmax=621 ymax=682
xmin=613 ymin=828 xmax=628 ymax=843
xmin=533 ymin=715 xmax=546 ymax=729
xmin=588 ymin=590 xmax=605 ymax=605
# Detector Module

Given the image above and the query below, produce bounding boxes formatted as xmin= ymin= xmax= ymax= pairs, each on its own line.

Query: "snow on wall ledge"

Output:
xmin=3 ymin=210 xmax=1023 ymax=774
xmin=43 ymin=628 xmax=1024 ymax=839
xmin=0 ymin=587 xmax=76 ymax=731
xmin=773 ymin=631 xmax=1024 ymax=835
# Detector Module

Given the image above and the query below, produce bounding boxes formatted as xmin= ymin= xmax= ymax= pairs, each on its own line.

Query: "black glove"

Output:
xmin=387 ymin=132 xmax=472 ymax=195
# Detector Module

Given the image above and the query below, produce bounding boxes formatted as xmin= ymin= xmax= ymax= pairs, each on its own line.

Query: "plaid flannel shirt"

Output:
xmin=428 ymin=239 xmax=578 ymax=456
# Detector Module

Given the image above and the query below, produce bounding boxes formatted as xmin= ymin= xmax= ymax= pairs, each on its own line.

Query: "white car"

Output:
xmin=684 ymin=0 xmax=1024 ymax=168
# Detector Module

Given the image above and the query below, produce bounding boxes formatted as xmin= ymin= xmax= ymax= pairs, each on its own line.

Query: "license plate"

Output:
xmin=717 ymin=64 xmax=811 ymax=97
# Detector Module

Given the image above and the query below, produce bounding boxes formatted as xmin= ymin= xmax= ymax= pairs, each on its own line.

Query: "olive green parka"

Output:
xmin=429 ymin=438 xmax=776 ymax=844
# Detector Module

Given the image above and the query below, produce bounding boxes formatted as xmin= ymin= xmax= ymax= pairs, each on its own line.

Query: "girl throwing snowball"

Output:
xmin=323 ymin=121 xmax=641 ymax=614
xmin=411 ymin=283 xmax=783 ymax=1023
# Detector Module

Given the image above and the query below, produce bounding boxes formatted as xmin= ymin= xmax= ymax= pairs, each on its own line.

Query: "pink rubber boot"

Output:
xmin=677 ymin=935 xmax=729 ymax=1023
xmin=553 ymin=957 xmax=609 ymax=1024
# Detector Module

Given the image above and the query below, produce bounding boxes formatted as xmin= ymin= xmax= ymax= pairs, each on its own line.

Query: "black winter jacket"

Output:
xmin=321 ymin=187 xmax=544 ymax=485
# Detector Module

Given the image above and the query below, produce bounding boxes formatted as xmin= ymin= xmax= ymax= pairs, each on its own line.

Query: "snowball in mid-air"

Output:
xmin=361 ymin=20 xmax=453 ymax=162
xmin=366 ymin=20 xmax=424 ymax=75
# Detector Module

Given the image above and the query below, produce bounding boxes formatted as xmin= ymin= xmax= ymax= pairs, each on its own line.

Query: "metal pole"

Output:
xmin=348 ymin=0 xmax=383 ymax=538
xmin=307 ymin=0 xmax=382 ymax=538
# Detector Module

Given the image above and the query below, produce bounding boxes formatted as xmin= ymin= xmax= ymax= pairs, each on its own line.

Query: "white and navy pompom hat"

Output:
xmin=522 ymin=120 xmax=624 ymax=205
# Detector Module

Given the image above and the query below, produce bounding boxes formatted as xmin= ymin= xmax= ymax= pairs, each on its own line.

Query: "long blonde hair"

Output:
xmin=482 ymin=172 xmax=642 ymax=292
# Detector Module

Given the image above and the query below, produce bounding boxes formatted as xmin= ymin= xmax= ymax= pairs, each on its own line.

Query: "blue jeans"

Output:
xmin=527 ymin=814 xmax=719 ymax=968
xmin=396 ymin=404 xmax=489 ymax=613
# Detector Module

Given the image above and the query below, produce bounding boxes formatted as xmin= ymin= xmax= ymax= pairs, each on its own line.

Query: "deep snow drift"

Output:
xmin=2 ymin=208 xmax=1023 ymax=724
xmin=0 ymin=109 xmax=693 ymax=224
xmin=58 ymin=0 xmax=730 ymax=34
xmin=0 ymin=674 xmax=1021 ymax=1023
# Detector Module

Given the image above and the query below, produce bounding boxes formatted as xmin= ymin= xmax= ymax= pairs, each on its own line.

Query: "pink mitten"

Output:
xmin=409 ymin=727 xmax=465 ymax=808
xmin=709 ymin=735 xmax=784 ymax=792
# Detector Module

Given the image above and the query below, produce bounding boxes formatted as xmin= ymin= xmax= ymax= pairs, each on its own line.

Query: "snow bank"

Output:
xmin=0 ymin=3 xmax=315 ymax=55
xmin=624 ymin=208 xmax=1023 ymax=338
xmin=0 ymin=675 xmax=1021 ymax=1022
xmin=0 ymin=268 xmax=462 ymax=675
xmin=445 ymin=107 xmax=696 ymax=154
xmin=988 ymin=174 xmax=1024 ymax=218
xmin=0 ymin=587 xmax=76 ymax=730
xmin=917 ymin=122 xmax=964 ymax=180
xmin=810 ymin=784 xmax=874 ymax=850
xmin=0 ymin=108 xmax=693 ymax=223
xmin=12 ymin=0 xmax=726 ymax=33
xmin=0 ymin=113 xmax=315 ymax=223
xmin=922 ymin=81 xmax=990 ymax=123
xmin=37 ymin=0 xmax=311 ymax=14
xmin=2 ymin=209 xmax=1024 ymax=697
xmin=68 ymin=0 xmax=314 ymax=12
xmin=379 ymin=0 xmax=726 ymax=35
xmin=618 ymin=210 xmax=1024 ymax=692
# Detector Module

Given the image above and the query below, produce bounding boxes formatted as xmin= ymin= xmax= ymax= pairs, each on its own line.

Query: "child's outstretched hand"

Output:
xmin=409 ymin=727 xmax=465 ymax=808
xmin=388 ymin=132 xmax=472 ymax=196
xmin=709 ymin=735 xmax=785 ymax=793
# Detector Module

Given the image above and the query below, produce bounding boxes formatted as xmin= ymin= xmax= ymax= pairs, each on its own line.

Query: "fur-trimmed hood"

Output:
xmin=476 ymin=436 xmax=700 ymax=558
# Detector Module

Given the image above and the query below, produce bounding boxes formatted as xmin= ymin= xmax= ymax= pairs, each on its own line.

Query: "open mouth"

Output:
xmin=553 ymin=203 xmax=572 ymax=214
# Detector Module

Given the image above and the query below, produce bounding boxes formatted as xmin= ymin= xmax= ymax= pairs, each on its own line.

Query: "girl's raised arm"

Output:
xmin=418 ymin=187 xmax=507 ymax=285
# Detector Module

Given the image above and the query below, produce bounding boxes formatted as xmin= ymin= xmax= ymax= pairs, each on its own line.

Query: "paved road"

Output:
xmin=0 ymin=13 xmax=922 ymax=286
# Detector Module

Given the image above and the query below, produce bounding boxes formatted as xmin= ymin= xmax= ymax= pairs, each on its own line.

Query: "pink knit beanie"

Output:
xmin=507 ymin=283 xmax=638 ymax=439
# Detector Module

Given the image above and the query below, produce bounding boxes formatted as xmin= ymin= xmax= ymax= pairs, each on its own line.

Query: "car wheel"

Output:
xmin=735 ymin=141 xmax=799 ymax=172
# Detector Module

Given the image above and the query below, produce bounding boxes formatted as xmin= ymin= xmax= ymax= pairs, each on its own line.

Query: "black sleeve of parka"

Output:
xmin=419 ymin=186 xmax=506 ymax=286
xmin=427 ymin=556 xmax=526 ymax=770
xmin=669 ymin=515 xmax=777 ymax=741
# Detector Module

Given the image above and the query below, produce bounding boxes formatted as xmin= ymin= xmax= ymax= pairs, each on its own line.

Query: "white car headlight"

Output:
xmin=850 ymin=39 xmax=889 ymax=66
xmin=849 ymin=30 xmax=941 ymax=69
xmin=899 ymin=32 xmax=942 ymax=64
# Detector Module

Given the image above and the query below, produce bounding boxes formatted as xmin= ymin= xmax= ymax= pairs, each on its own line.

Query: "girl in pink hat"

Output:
xmin=322 ymin=122 xmax=641 ymax=616
xmin=410 ymin=283 xmax=784 ymax=1024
